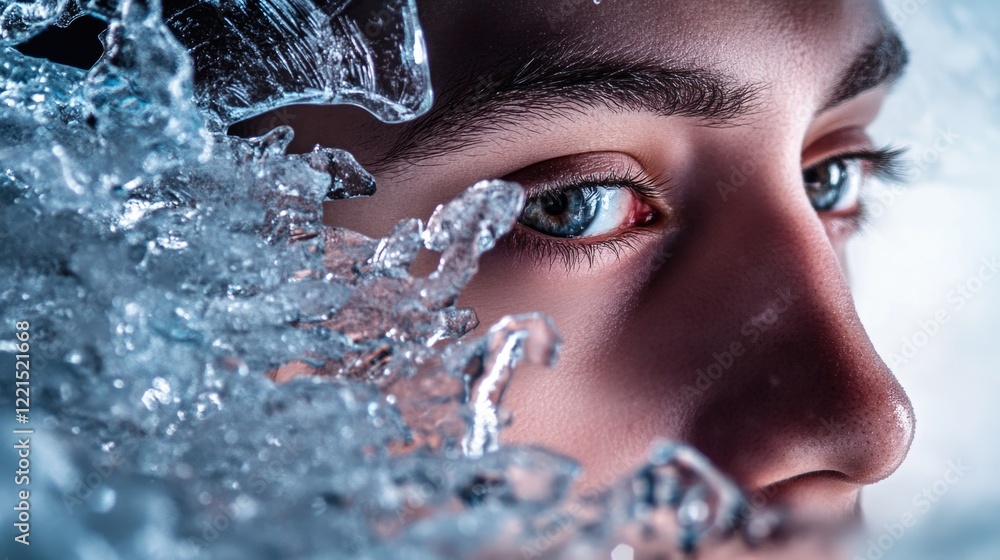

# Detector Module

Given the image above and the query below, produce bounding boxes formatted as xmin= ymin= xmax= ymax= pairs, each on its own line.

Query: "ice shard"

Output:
xmin=160 ymin=0 xmax=433 ymax=127
xmin=21 ymin=0 xmax=432 ymax=126
xmin=0 ymin=0 xmax=68 ymax=43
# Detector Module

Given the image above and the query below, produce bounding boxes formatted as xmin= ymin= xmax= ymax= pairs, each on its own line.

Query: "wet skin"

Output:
xmin=253 ymin=0 xmax=916 ymax=523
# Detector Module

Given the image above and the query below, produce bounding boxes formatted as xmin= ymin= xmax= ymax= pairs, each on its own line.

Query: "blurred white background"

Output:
xmin=853 ymin=0 xmax=999 ymax=558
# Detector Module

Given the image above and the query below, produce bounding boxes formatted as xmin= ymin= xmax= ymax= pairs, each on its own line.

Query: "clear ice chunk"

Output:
xmin=159 ymin=0 xmax=433 ymax=127
xmin=463 ymin=314 xmax=560 ymax=458
xmin=626 ymin=442 xmax=746 ymax=552
xmin=13 ymin=0 xmax=432 ymax=126
xmin=0 ymin=0 xmax=68 ymax=43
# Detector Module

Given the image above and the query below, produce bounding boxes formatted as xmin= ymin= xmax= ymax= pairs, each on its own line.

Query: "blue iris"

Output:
xmin=520 ymin=187 xmax=601 ymax=237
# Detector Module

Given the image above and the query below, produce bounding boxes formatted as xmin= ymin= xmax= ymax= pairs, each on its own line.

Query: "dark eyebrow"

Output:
xmin=373 ymin=44 xmax=763 ymax=170
xmin=820 ymin=27 xmax=909 ymax=112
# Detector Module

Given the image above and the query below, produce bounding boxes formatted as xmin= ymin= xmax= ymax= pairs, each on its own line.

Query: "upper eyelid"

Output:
xmin=802 ymin=143 xmax=902 ymax=167
xmin=518 ymin=167 xmax=674 ymax=202
xmin=805 ymin=147 xmax=910 ymax=183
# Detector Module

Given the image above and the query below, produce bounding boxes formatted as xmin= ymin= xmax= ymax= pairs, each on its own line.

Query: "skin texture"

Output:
xmin=246 ymin=0 xmax=916 ymax=524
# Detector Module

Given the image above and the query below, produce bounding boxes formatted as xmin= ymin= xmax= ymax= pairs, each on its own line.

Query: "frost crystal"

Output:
xmin=0 ymin=1 xmax=774 ymax=558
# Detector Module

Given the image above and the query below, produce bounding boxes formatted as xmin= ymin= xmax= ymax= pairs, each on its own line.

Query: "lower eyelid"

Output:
xmin=823 ymin=205 xmax=870 ymax=239
xmin=504 ymin=226 xmax=659 ymax=272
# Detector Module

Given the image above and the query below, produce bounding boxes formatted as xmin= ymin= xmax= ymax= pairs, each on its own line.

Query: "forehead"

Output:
xmin=415 ymin=0 xmax=889 ymax=100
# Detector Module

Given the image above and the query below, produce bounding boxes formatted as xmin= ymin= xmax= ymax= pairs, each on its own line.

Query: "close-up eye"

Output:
xmin=803 ymin=157 xmax=863 ymax=212
xmin=504 ymin=159 xmax=668 ymax=269
xmin=803 ymin=147 xmax=907 ymax=213
xmin=519 ymin=185 xmax=636 ymax=238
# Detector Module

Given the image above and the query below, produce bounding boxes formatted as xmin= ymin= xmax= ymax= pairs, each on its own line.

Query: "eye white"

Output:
xmin=829 ymin=159 xmax=863 ymax=212
xmin=579 ymin=187 xmax=632 ymax=237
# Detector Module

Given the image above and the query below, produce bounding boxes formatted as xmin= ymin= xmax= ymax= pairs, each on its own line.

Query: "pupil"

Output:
xmin=542 ymin=192 xmax=569 ymax=215
xmin=804 ymin=159 xmax=847 ymax=211
xmin=519 ymin=188 xmax=600 ymax=238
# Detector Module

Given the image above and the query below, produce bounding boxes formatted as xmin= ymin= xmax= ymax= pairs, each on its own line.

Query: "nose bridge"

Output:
xmin=682 ymin=175 xmax=914 ymax=491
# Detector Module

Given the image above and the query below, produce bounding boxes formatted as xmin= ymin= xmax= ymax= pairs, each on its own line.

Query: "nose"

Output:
xmin=660 ymin=168 xmax=915 ymax=515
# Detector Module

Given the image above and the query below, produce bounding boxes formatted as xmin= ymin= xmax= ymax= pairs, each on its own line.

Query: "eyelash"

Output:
xmin=821 ymin=145 xmax=909 ymax=234
xmin=527 ymin=165 xmax=671 ymax=201
xmin=829 ymin=145 xmax=909 ymax=184
xmin=505 ymin=167 xmax=669 ymax=271
xmin=505 ymin=146 xmax=910 ymax=270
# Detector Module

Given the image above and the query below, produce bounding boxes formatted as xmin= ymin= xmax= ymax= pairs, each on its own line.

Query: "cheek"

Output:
xmin=457 ymin=243 xmax=653 ymax=345
xmin=821 ymin=218 xmax=853 ymax=271
xmin=460 ymin=249 xmax=669 ymax=478
xmin=455 ymin=242 xmax=662 ymax=414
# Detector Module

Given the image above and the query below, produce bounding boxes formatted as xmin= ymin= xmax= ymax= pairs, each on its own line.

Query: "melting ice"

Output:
xmin=0 ymin=0 xmax=790 ymax=558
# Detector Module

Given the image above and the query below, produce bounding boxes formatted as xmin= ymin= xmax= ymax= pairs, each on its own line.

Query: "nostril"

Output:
xmin=808 ymin=380 xmax=915 ymax=486
xmin=749 ymin=470 xmax=863 ymax=524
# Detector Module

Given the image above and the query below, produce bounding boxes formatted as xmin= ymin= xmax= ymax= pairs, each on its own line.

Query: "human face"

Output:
xmin=275 ymin=0 xmax=915 ymax=523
